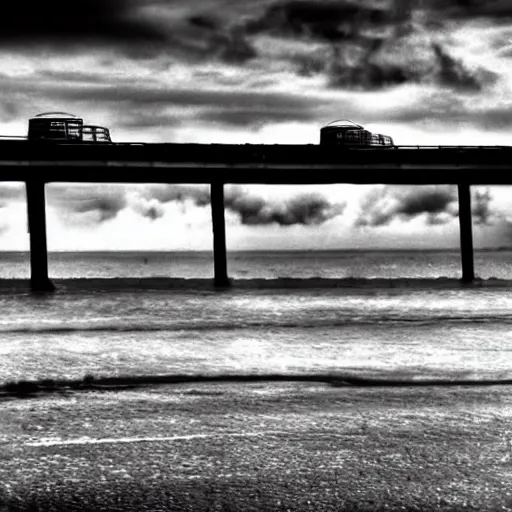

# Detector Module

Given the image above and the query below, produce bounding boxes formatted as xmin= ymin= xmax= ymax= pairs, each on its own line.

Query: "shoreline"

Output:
xmin=1 ymin=276 xmax=512 ymax=292
xmin=3 ymin=373 xmax=512 ymax=400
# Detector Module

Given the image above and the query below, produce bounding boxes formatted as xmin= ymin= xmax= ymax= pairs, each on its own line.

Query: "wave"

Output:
xmin=3 ymin=372 xmax=512 ymax=399
xmin=1 ymin=314 xmax=512 ymax=334
xmin=1 ymin=276 xmax=512 ymax=292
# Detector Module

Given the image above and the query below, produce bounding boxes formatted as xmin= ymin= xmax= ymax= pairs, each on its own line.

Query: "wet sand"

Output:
xmin=1 ymin=381 xmax=512 ymax=511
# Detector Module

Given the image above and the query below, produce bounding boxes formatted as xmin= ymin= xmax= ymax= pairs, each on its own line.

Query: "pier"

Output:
xmin=0 ymin=140 xmax=510 ymax=291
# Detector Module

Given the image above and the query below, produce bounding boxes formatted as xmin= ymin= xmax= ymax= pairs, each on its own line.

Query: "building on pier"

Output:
xmin=320 ymin=120 xmax=394 ymax=147
xmin=28 ymin=112 xmax=112 ymax=143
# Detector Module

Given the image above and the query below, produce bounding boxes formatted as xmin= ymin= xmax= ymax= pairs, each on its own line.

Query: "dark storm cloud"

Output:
xmin=245 ymin=0 xmax=512 ymax=38
xmin=182 ymin=15 xmax=257 ymax=64
xmin=143 ymin=185 xmax=211 ymax=207
xmin=142 ymin=185 xmax=345 ymax=226
xmin=0 ymin=0 xmax=259 ymax=65
xmin=430 ymin=0 xmax=512 ymax=20
xmin=47 ymin=186 xmax=128 ymax=223
xmin=188 ymin=15 xmax=219 ymax=31
xmin=398 ymin=188 xmax=456 ymax=217
xmin=0 ymin=0 xmax=498 ymax=99
xmin=0 ymin=0 xmax=167 ymax=47
xmin=241 ymin=0 xmax=496 ymax=91
xmin=432 ymin=44 xmax=495 ymax=91
xmin=357 ymin=185 xmax=497 ymax=227
xmin=245 ymin=1 xmax=394 ymax=42
xmin=224 ymin=188 xmax=345 ymax=225
xmin=356 ymin=186 xmax=458 ymax=226
xmin=304 ymin=30 xmax=494 ymax=92
xmin=473 ymin=188 xmax=493 ymax=225
xmin=131 ymin=199 xmax=166 ymax=220
xmin=44 ymin=184 xmax=344 ymax=227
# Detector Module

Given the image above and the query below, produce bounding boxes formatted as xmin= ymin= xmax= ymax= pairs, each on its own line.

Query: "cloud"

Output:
xmin=0 ymin=2 xmax=506 ymax=142
xmin=0 ymin=0 xmax=258 ymax=65
xmin=398 ymin=188 xmax=457 ymax=218
xmin=245 ymin=1 xmax=396 ymax=42
xmin=242 ymin=0 xmax=497 ymax=91
xmin=200 ymin=106 xmax=324 ymax=126
xmin=473 ymin=188 xmax=493 ymax=225
xmin=308 ymin=27 xmax=495 ymax=92
xmin=46 ymin=185 xmax=128 ymax=224
xmin=0 ymin=1 xmax=501 ymax=140
xmin=184 ymin=15 xmax=257 ymax=64
xmin=356 ymin=186 xmax=458 ymax=226
xmin=355 ymin=89 xmax=512 ymax=132
xmin=40 ymin=183 xmax=502 ymax=231
xmin=355 ymin=185 xmax=500 ymax=227
xmin=141 ymin=185 xmax=211 ymax=208
xmin=46 ymin=184 xmax=209 ymax=225
xmin=224 ymin=187 xmax=345 ymax=225
xmin=0 ymin=0 xmax=167 ymax=49
xmin=431 ymin=0 xmax=512 ymax=20
xmin=432 ymin=43 xmax=496 ymax=91
xmin=140 ymin=185 xmax=345 ymax=226
xmin=130 ymin=196 xmax=166 ymax=220
xmin=0 ymin=0 xmax=500 ymax=95
xmin=0 ymin=73 xmax=334 ymax=129
xmin=44 ymin=184 xmax=345 ymax=227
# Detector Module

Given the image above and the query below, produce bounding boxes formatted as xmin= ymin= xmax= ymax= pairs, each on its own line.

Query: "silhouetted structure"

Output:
xmin=458 ymin=183 xmax=475 ymax=283
xmin=320 ymin=120 xmax=394 ymax=147
xmin=28 ymin=112 xmax=112 ymax=143
xmin=210 ymin=183 xmax=229 ymax=288
xmin=25 ymin=180 xmax=55 ymax=292
xmin=0 ymin=140 xmax=507 ymax=291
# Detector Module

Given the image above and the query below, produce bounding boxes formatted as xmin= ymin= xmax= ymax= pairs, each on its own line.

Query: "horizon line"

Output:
xmin=0 ymin=247 xmax=511 ymax=254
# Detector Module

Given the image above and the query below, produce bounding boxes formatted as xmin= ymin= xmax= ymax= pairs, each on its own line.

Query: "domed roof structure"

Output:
xmin=30 ymin=112 xmax=79 ymax=120
xmin=322 ymin=119 xmax=364 ymax=129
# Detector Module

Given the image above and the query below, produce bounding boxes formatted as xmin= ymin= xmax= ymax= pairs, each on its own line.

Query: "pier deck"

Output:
xmin=1 ymin=141 xmax=510 ymax=290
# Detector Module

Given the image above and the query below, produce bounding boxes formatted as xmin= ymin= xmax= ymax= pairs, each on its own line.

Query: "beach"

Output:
xmin=1 ymin=250 xmax=512 ymax=510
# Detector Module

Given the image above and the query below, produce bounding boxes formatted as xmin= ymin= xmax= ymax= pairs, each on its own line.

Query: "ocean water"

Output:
xmin=2 ymin=249 xmax=512 ymax=386
xmin=2 ymin=249 xmax=512 ymax=280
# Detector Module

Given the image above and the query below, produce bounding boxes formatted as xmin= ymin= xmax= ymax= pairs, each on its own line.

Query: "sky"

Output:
xmin=1 ymin=0 xmax=512 ymax=251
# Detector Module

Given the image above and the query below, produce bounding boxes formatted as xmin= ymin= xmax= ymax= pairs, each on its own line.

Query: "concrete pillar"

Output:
xmin=25 ymin=181 xmax=55 ymax=292
xmin=210 ymin=183 xmax=230 ymax=288
xmin=457 ymin=183 xmax=475 ymax=283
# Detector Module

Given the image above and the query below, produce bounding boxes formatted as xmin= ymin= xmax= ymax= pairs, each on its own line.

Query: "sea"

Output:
xmin=2 ymin=249 xmax=512 ymax=387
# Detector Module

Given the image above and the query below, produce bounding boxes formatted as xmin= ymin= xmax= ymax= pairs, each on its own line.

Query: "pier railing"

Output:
xmin=1 ymin=141 xmax=510 ymax=291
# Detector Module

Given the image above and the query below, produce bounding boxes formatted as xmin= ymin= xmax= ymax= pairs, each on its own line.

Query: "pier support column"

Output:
xmin=457 ymin=183 xmax=475 ymax=283
xmin=210 ymin=182 xmax=230 ymax=288
xmin=26 ymin=181 xmax=55 ymax=292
